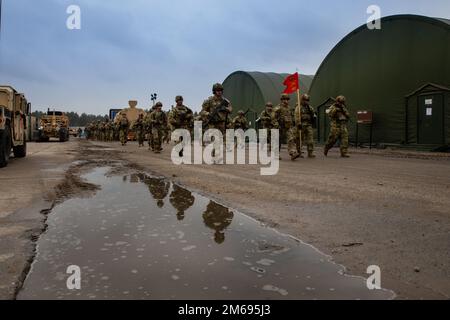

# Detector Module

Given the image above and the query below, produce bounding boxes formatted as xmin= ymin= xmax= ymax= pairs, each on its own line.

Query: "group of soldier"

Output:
xmin=85 ymin=82 xmax=351 ymax=159
xmin=85 ymin=119 xmax=118 ymax=142
xmin=259 ymin=93 xmax=350 ymax=159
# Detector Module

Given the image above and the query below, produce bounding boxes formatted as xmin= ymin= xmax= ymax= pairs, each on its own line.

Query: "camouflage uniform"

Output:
xmin=85 ymin=124 xmax=92 ymax=139
xmin=260 ymin=103 xmax=274 ymax=130
xmin=143 ymin=111 xmax=153 ymax=151
xmin=200 ymin=83 xmax=232 ymax=134
xmin=231 ymin=111 xmax=248 ymax=149
xmin=295 ymin=94 xmax=316 ymax=158
xmin=114 ymin=123 xmax=120 ymax=141
xmin=118 ymin=115 xmax=129 ymax=146
xmin=133 ymin=115 xmax=145 ymax=147
xmin=104 ymin=122 xmax=109 ymax=142
xmin=231 ymin=111 xmax=248 ymax=130
xmin=169 ymin=101 xmax=194 ymax=132
xmin=96 ymin=121 xmax=102 ymax=141
xmin=105 ymin=120 xmax=113 ymax=142
xmin=259 ymin=102 xmax=274 ymax=146
xmin=92 ymin=122 xmax=98 ymax=140
xmin=273 ymin=94 xmax=300 ymax=160
xmin=149 ymin=103 xmax=167 ymax=153
xmin=169 ymin=97 xmax=194 ymax=156
xmin=98 ymin=122 xmax=104 ymax=141
xmin=325 ymin=96 xmax=350 ymax=157
xmin=163 ymin=111 xmax=173 ymax=143
xmin=109 ymin=122 xmax=115 ymax=141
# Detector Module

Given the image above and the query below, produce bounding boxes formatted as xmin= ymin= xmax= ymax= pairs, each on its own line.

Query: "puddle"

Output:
xmin=18 ymin=167 xmax=395 ymax=300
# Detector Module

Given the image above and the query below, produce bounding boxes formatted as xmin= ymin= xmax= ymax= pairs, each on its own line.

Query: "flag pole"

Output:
xmin=296 ymin=87 xmax=302 ymax=154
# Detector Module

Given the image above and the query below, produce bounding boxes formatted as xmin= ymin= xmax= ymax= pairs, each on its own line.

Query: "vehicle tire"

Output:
xmin=59 ymin=129 xmax=67 ymax=142
xmin=38 ymin=131 xmax=47 ymax=142
xmin=13 ymin=132 xmax=27 ymax=158
xmin=0 ymin=125 xmax=12 ymax=168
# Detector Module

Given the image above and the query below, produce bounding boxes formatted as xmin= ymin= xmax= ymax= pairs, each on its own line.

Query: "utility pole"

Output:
xmin=151 ymin=93 xmax=157 ymax=107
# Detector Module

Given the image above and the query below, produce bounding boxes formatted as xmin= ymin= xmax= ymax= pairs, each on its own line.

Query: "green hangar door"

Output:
xmin=418 ymin=94 xmax=444 ymax=144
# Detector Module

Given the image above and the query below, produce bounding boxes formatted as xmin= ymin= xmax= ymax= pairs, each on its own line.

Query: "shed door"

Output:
xmin=418 ymin=94 xmax=444 ymax=144
xmin=246 ymin=110 xmax=258 ymax=129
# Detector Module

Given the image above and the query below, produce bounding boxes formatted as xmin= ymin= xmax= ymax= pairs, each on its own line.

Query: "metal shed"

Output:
xmin=309 ymin=15 xmax=450 ymax=148
xmin=222 ymin=71 xmax=314 ymax=128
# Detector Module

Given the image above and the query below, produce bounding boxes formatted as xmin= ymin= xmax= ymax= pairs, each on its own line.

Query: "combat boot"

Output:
xmin=324 ymin=146 xmax=329 ymax=156
xmin=308 ymin=151 xmax=316 ymax=158
xmin=341 ymin=153 xmax=350 ymax=158
xmin=290 ymin=152 xmax=300 ymax=161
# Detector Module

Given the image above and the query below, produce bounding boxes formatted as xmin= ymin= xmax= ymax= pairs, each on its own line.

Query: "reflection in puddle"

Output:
xmin=170 ymin=184 xmax=195 ymax=221
xmin=18 ymin=167 xmax=395 ymax=300
xmin=203 ymin=202 xmax=234 ymax=244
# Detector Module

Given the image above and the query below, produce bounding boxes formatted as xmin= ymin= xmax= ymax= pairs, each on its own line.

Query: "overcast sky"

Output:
xmin=0 ymin=0 xmax=449 ymax=114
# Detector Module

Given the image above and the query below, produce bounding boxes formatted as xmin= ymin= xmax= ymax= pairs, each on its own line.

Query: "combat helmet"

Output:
xmin=336 ymin=95 xmax=346 ymax=104
xmin=175 ymin=95 xmax=183 ymax=102
xmin=280 ymin=93 xmax=290 ymax=101
xmin=301 ymin=94 xmax=310 ymax=102
xmin=212 ymin=83 xmax=224 ymax=94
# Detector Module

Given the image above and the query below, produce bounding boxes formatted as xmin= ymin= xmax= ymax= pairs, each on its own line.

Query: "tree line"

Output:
xmin=31 ymin=110 xmax=109 ymax=127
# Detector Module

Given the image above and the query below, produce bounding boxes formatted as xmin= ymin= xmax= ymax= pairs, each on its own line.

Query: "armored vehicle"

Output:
xmin=38 ymin=109 xmax=70 ymax=142
xmin=0 ymin=86 xmax=30 ymax=168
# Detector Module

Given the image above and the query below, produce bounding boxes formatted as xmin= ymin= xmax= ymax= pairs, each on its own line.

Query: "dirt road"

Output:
xmin=1 ymin=139 xmax=449 ymax=299
xmin=0 ymin=141 xmax=77 ymax=299
xmin=88 ymin=140 xmax=450 ymax=300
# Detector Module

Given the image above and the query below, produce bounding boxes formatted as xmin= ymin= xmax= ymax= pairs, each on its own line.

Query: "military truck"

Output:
xmin=38 ymin=109 xmax=70 ymax=142
xmin=0 ymin=86 xmax=30 ymax=168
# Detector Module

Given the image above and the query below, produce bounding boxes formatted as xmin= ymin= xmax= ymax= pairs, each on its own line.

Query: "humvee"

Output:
xmin=38 ymin=109 xmax=70 ymax=142
xmin=0 ymin=86 xmax=30 ymax=168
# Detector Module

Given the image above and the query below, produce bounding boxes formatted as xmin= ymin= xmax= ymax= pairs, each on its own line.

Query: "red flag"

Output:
xmin=283 ymin=72 xmax=299 ymax=94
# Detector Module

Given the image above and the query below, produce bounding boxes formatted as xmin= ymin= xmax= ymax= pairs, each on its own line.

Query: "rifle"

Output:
xmin=120 ymin=119 xmax=129 ymax=129
xmin=335 ymin=105 xmax=350 ymax=122
xmin=179 ymin=111 xmax=186 ymax=123
xmin=202 ymin=99 xmax=230 ymax=129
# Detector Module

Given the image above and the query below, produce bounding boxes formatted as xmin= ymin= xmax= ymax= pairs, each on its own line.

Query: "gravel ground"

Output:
xmin=1 ymin=139 xmax=449 ymax=299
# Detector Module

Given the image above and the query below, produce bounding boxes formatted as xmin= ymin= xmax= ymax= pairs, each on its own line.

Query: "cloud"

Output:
xmin=0 ymin=0 xmax=449 ymax=113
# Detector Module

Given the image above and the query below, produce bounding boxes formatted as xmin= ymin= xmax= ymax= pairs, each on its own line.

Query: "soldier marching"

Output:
xmin=85 ymin=83 xmax=351 ymax=161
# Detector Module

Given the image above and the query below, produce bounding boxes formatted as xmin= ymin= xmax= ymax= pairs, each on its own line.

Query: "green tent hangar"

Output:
xmin=309 ymin=15 xmax=450 ymax=149
xmin=222 ymin=71 xmax=314 ymax=128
